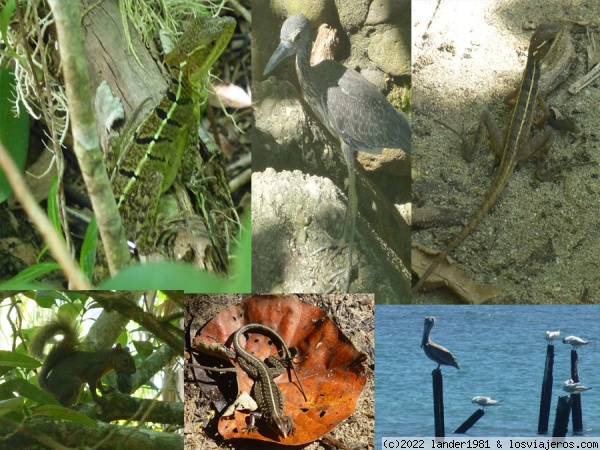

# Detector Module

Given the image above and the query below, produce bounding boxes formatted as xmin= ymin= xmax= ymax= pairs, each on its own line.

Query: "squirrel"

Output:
xmin=30 ymin=313 xmax=137 ymax=406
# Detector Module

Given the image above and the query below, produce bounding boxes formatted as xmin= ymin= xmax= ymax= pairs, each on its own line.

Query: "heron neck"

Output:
xmin=294 ymin=37 xmax=313 ymax=94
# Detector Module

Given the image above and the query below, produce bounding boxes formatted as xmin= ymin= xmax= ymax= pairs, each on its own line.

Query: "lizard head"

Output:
xmin=165 ymin=16 xmax=236 ymax=89
xmin=529 ymin=23 xmax=563 ymax=61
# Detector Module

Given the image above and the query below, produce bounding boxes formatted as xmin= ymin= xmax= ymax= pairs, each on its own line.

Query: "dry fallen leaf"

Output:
xmin=412 ymin=243 xmax=503 ymax=304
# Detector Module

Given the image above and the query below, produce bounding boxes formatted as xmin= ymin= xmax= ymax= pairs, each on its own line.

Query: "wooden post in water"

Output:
xmin=455 ymin=409 xmax=485 ymax=434
xmin=537 ymin=342 xmax=554 ymax=434
xmin=570 ymin=349 xmax=583 ymax=433
xmin=432 ymin=368 xmax=444 ymax=437
xmin=552 ymin=395 xmax=572 ymax=437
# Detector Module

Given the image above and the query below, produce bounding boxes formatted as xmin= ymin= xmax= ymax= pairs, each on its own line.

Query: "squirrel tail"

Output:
xmin=30 ymin=313 xmax=81 ymax=389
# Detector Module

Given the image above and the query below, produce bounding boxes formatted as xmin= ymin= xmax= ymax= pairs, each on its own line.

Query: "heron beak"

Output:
xmin=263 ymin=40 xmax=295 ymax=76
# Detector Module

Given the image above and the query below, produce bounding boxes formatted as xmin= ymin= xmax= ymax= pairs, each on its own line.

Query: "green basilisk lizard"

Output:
xmin=96 ymin=15 xmax=237 ymax=280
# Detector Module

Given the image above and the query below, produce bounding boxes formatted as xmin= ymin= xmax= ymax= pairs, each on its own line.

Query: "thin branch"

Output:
xmin=45 ymin=0 xmax=130 ymax=279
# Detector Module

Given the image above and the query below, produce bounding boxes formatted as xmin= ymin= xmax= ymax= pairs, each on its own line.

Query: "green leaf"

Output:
xmin=0 ymin=263 xmax=61 ymax=289
xmin=132 ymin=340 xmax=154 ymax=357
xmin=17 ymin=290 xmax=56 ymax=308
xmin=0 ymin=378 xmax=59 ymax=405
xmin=0 ymin=350 xmax=40 ymax=370
xmin=231 ymin=213 xmax=251 ymax=292
xmin=0 ymin=61 xmax=29 ymax=203
xmin=35 ymin=290 xmax=91 ymax=307
xmin=98 ymin=261 xmax=229 ymax=291
xmin=57 ymin=302 xmax=81 ymax=319
xmin=80 ymin=216 xmax=98 ymax=281
xmin=0 ymin=0 xmax=16 ymax=52
xmin=116 ymin=330 xmax=130 ymax=348
xmin=38 ymin=176 xmax=64 ymax=261
xmin=30 ymin=290 xmax=62 ymax=308
xmin=46 ymin=176 xmax=63 ymax=238
xmin=32 ymin=404 xmax=98 ymax=427
xmin=0 ymin=397 xmax=24 ymax=416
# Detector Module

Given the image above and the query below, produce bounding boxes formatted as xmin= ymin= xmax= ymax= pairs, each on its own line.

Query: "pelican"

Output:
xmin=563 ymin=379 xmax=592 ymax=393
xmin=471 ymin=396 xmax=501 ymax=409
xmin=562 ymin=336 xmax=589 ymax=348
xmin=421 ymin=316 xmax=459 ymax=369
xmin=545 ymin=330 xmax=560 ymax=341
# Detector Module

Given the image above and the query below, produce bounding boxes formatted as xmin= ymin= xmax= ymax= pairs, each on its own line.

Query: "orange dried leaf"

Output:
xmin=195 ymin=295 xmax=367 ymax=445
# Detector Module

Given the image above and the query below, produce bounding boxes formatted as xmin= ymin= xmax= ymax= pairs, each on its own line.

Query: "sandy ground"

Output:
xmin=411 ymin=0 xmax=600 ymax=304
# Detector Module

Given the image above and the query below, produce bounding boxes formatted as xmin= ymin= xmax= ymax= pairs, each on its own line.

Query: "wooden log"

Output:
xmin=537 ymin=343 xmax=554 ymax=434
xmin=432 ymin=368 xmax=444 ymax=437
xmin=571 ymin=394 xmax=582 ymax=433
xmin=552 ymin=395 xmax=572 ymax=437
xmin=571 ymin=349 xmax=580 ymax=382
xmin=570 ymin=349 xmax=583 ymax=433
xmin=454 ymin=409 xmax=485 ymax=434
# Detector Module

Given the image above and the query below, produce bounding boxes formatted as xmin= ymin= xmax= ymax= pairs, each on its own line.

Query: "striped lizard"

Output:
xmin=412 ymin=23 xmax=566 ymax=294
xmin=226 ymin=323 xmax=306 ymax=439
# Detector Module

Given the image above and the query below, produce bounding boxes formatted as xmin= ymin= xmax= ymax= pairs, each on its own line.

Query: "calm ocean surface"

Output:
xmin=375 ymin=305 xmax=600 ymax=446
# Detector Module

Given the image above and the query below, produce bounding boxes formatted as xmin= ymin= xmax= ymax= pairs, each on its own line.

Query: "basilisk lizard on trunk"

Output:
xmin=95 ymin=15 xmax=237 ymax=281
xmin=226 ymin=323 xmax=307 ymax=439
xmin=412 ymin=23 xmax=565 ymax=294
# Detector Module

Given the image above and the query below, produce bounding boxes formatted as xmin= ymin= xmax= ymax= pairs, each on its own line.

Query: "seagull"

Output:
xmin=421 ymin=316 xmax=459 ymax=370
xmin=563 ymin=379 xmax=592 ymax=393
xmin=545 ymin=330 xmax=560 ymax=342
xmin=471 ymin=396 xmax=501 ymax=409
xmin=562 ymin=336 xmax=589 ymax=349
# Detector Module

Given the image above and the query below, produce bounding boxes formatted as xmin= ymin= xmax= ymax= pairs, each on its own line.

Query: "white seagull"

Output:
xmin=421 ymin=316 xmax=459 ymax=369
xmin=545 ymin=330 xmax=560 ymax=341
xmin=562 ymin=336 xmax=589 ymax=349
xmin=471 ymin=396 xmax=501 ymax=409
xmin=563 ymin=379 xmax=592 ymax=393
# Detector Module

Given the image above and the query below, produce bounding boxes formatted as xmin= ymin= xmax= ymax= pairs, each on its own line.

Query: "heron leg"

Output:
xmin=342 ymin=142 xmax=358 ymax=293
xmin=308 ymin=143 xmax=359 ymax=292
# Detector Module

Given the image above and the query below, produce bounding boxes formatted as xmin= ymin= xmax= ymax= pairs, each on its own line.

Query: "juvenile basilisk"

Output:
xmin=412 ymin=23 xmax=565 ymax=294
xmin=96 ymin=15 xmax=237 ymax=280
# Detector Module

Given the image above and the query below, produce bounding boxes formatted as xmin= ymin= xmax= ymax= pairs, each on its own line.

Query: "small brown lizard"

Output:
xmin=226 ymin=323 xmax=306 ymax=438
xmin=413 ymin=23 xmax=566 ymax=294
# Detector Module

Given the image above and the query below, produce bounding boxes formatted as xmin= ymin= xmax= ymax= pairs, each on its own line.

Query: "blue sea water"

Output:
xmin=375 ymin=305 xmax=600 ymax=446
